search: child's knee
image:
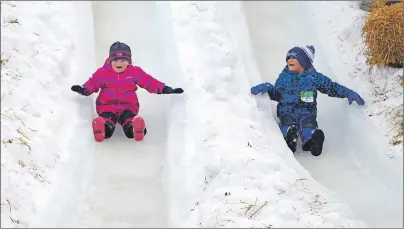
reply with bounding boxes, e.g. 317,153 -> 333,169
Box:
298,114 -> 318,130
118,110 -> 136,126
99,112 -> 118,124
279,113 -> 298,126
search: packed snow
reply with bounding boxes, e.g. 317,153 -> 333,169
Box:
1,1 -> 97,227
1,1 -> 402,228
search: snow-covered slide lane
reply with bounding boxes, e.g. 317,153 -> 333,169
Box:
74,1 -> 173,227
244,1 -> 403,228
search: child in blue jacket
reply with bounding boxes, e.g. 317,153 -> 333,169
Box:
250,45 -> 365,156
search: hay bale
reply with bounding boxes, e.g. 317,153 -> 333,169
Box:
370,0 -> 390,10
360,0 -> 402,12
362,1 -> 403,67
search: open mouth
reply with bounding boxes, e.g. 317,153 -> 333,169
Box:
116,66 -> 122,69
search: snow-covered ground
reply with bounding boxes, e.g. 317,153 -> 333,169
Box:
1,1 -> 97,227
1,1 -> 402,228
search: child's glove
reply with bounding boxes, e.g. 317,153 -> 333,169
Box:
162,86 -> 184,94
250,83 -> 273,95
71,85 -> 87,96
347,91 -> 365,105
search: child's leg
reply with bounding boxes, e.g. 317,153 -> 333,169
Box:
98,112 -> 118,139
118,110 -> 147,140
298,114 -> 324,156
279,113 -> 299,152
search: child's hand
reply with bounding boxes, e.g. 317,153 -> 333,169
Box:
347,91 -> 365,105
251,83 -> 273,95
71,85 -> 87,96
162,86 -> 184,94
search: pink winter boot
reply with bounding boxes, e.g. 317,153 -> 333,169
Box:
132,116 -> 146,141
92,116 -> 106,142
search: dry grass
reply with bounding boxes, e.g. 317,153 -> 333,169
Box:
389,104 -> 403,146
1,52 -> 11,67
362,1 -> 403,67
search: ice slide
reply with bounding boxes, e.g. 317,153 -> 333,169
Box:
75,1 -> 171,227
29,2 -> 179,227
244,1 -> 403,228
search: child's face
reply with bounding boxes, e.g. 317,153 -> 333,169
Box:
287,57 -> 304,73
111,59 -> 129,73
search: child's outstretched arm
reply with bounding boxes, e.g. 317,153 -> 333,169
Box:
133,66 -> 183,94
251,80 -> 281,102
71,69 -> 103,96
315,72 -> 365,105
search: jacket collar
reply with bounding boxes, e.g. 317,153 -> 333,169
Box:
282,65 -> 316,76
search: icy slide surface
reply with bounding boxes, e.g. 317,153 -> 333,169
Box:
75,2 -> 169,227
243,1 -> 403,227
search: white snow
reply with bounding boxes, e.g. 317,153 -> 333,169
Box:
1,1 -> 402,228
1,1 -> 96,227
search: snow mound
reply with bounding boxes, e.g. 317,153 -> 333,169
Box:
1,1 -> 96,227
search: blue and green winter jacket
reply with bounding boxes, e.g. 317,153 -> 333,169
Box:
263,66 -> 354,117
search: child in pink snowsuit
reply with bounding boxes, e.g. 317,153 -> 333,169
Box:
71,41 -> 184,142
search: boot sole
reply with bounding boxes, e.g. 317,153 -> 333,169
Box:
92,116 -> 105,142
310,129 -> 325,156
132,116 -> 146,141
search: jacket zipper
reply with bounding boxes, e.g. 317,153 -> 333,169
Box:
118,73 -> 120,108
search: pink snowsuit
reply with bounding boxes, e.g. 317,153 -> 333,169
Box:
83,58 -> 165,119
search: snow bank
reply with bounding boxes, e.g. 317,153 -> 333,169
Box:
302,1 -> 403,164
163,1 -> 366,227
1,1 -> 96,227
300,0 -> 402,201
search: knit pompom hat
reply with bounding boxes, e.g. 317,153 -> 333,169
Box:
286,45 -> 315,70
